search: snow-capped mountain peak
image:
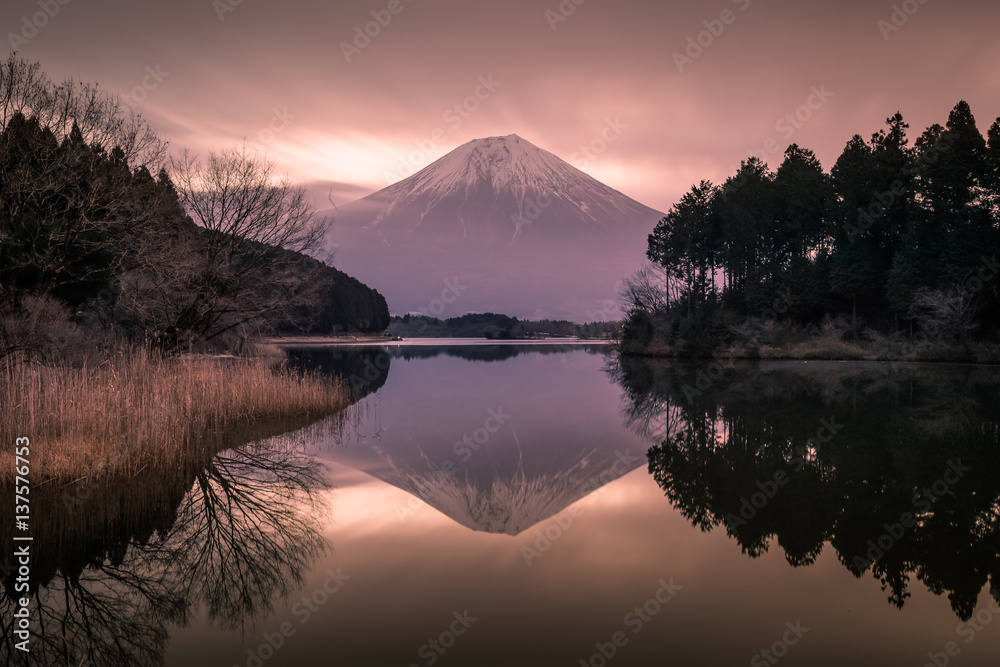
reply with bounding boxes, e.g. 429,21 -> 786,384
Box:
322,133 -> 664,321
341,134 -> 659,241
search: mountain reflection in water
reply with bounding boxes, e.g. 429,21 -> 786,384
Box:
296,343 -> 648,535
5,345 -> 1000,666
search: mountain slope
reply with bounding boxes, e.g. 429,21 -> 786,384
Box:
347,134 -> 659,243
323,134 -> 663,321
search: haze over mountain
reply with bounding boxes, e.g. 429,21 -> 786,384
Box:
321,135 -> 663,322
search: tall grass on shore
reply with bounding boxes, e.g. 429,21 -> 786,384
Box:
1,350 -> 349,481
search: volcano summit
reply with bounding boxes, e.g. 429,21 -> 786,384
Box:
322,134 -> 662,321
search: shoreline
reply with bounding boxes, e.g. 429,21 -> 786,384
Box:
262,334 -> 402,345
0,351 -> 351,483
265,335 -> 613,346
616,339 -> 1000,366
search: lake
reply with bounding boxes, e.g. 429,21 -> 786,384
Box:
3,341 -> 1000,666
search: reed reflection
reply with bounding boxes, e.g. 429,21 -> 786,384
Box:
0,436 -> 330,666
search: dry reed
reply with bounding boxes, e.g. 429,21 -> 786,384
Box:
0,349 -> 349,481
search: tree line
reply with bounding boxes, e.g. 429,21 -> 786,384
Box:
388,312 -> 618,339
0,54 -> 388,361
623,101 -> 1000,355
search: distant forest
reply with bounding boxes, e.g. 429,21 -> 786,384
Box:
622,101 -> 1000,358
0,55 -> 388,362
388,313 -> 618,339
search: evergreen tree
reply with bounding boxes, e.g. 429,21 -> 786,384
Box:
716,157 -> 774,313
647,180 -> 719,313
635,100 -> 1000,352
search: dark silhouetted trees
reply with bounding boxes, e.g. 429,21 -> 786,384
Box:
625,101 -> 1000,354
0,54 -> 389,359
609,357 -> 1000,620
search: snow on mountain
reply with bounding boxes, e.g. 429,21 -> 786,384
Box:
360,444 -> 642,536
353,134 -> 657,243
322,420 -> 647,536
321,134 -> 664,321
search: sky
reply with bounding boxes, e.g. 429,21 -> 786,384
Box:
4,0 -> 1000,214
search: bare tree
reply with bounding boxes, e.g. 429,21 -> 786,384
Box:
0,53 -> 171,291
0,55 -> 336,354
620,263 -> 671,317
0,53 -> 165,169
0,437 -> 331,665
170,144 -> 325,257
907,287 -> 978,342
0,55 -> 181,362
121,145 -> 333,349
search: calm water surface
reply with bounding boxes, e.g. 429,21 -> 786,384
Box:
4,341 -> 1000,666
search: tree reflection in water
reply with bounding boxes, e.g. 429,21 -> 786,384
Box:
609,358 -> 1000,620
0,436 -> 331,666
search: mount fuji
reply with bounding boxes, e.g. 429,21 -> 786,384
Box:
321,134 -> 663,321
